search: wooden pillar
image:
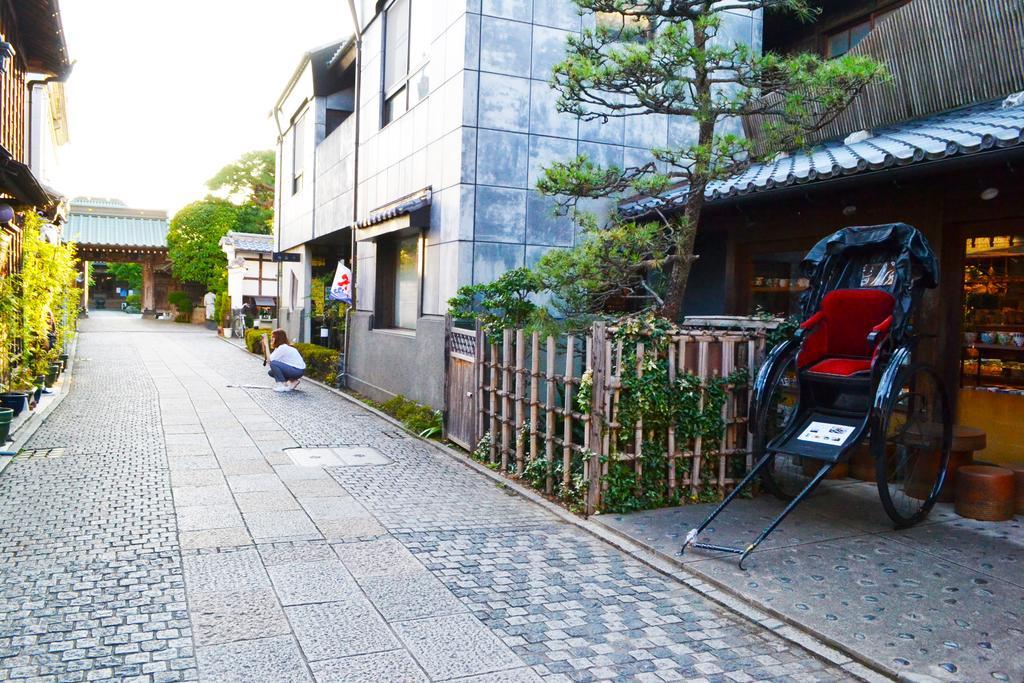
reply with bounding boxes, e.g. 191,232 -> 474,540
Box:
80,260 -> 90,316
141,257 -> 156,314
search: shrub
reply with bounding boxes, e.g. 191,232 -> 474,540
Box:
125,294 -> 140,307
244,328 -> 267,354
292,343 -> 340,385
378,395 -> 442,437
168,291 -> 193,317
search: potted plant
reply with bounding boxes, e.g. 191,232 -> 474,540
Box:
0,390 -> 30,417
45,363 -> 60,387
0,407 -> 12,444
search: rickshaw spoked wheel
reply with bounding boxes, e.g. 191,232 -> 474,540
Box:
754,345 -> 809,501
873,363 -> 952,528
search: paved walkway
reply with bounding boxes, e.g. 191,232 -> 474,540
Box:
598,478 -> 1024,682
1,312 -> 847,682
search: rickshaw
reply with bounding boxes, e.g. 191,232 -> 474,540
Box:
681,223 -> 951,568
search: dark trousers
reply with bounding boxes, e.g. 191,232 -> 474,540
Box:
268,361 -> 304,382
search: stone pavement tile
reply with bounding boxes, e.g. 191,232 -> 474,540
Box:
266,559 -> 360,605
176,504 -> 244,532
166,443 -> 215,457
394,614 -> 524,680
258,541 -> 338,566
171,484 -> 234,508
285,600 -> 400,661
333,537 -> 426,578
243,510 -> 321,542
274,464 -> 331,481
212,445 -> 262,460
170,469 -> 227,488
189,589 -> 290,646
451,667 -> 545,682
219,458 -> 274,476
183,548 -> 271,592
167,455 -> 220,471
234,490 -> 301,513
164,433 -> 211,447
298,496 -> 363,522
315,516 -> 388,542
179,527 -> 253,550
163,424 -> 207,435
309,650 -> 428,683
284,477 -> 347,498
226,473 -> 289,493
359,572 -> 468,622
196,635 -> 310,682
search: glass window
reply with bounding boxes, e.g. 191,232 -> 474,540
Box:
848,20 -> 871,51
384,86 -> 407,124
826,2 -> 906,59
394,234 -> 419,330
595,11 -> 653,42
408,0 -> 432,70
384,0 -> 410,93
291,111 -> 306,194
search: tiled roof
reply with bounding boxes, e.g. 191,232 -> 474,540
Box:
220,231 -> 274,253
621,97 -> 1024,217
358,190 -> 432,228
64,212 -> 168,248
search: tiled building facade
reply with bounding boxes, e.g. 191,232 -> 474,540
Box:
273,0 -> 760,408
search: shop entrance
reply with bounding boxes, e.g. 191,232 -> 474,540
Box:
958,231 -> 1024,464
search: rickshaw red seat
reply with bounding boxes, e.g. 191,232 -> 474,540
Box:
806,357 -> 873,376
798,288 -> 896,376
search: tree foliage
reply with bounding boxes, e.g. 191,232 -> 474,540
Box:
207,150 -> 276,211
107,262 -> 142,290
538,0 -> 886,319
167,198 -> 239,291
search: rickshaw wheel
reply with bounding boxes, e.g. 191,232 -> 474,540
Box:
755,345 -> 808,501
873,363 -> 952,528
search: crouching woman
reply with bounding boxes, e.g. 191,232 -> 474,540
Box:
267,329 -> 305,392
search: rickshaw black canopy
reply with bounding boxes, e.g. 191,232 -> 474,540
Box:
799,223 -> 939,343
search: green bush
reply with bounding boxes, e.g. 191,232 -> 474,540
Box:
125,294 -> 140,307
168,291 -> 193,316
292,343 -> 340,385
244,328 -> 266,354
378,395 -> 442,437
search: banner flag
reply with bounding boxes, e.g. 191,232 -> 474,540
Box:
329,261 -> 352,304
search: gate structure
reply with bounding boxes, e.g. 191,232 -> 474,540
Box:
443,320 -> 482,449
443,318 -> 768,514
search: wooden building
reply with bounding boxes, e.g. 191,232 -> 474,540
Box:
626,0 -> 1024,463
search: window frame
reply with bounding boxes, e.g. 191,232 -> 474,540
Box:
374,230 -> 423,331
380,0 -> 430,128
291,109 -> 307,195
825,1 -> 908,59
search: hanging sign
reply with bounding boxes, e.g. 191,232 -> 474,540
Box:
272,252 -> 301,262
329,261 -> 352,304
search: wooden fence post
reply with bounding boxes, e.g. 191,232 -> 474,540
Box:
529,331 -> 539,463
515,329 -> 526,474
586,322 -> 607,515
501,329 -> 512,473
562,335 -> 575,491
474,327 -> 485,449
545,336 -> 556,494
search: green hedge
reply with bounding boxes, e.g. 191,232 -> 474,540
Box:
243,330 -> 339,385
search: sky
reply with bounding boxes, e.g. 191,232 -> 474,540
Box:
57,0 -> 352,214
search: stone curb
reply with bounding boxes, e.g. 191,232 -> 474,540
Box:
0,333 -> 79,473
218,335 -> 893,682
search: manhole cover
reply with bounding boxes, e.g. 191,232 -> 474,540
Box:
287,447 -> 390,467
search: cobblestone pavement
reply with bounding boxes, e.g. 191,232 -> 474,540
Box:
0,313 -> 850,682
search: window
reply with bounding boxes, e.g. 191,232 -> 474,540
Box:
382,0 -> 430,126
595,11 -> 654,42
826,1 -> 907,58
290,271 -> 299,312
291,110 -> 306,194
375,233 -> 421,330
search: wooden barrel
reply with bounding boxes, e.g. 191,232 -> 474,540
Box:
954,465 -> 1015,521
1007,464 -> 1024,514
802,458 -> 849,479
849,445 -> 874,481
905,425 -> 984,502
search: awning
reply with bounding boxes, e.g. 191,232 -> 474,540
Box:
254,296 -> 277,306
0,145 -> 56,211
356,189 -> 431,241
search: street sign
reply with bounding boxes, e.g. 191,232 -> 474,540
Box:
272,252 -> 301,262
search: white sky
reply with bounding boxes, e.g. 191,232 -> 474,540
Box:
58,0 -> 352,214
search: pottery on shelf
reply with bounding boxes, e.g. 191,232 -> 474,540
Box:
964,331 -> 978,344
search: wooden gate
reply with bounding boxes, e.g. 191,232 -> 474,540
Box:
443,320 -> 481,449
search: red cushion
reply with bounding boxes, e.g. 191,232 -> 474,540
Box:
798,289 -> 895,369
807,357 -> 873,377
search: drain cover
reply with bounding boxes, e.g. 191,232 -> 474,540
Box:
287,447 -> 390,467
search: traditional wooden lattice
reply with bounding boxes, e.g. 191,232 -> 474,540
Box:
466,321 -> 767,513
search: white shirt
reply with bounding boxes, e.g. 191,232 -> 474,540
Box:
269,344 -> 306,369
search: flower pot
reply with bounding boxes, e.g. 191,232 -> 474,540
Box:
33,384 -> 43,403
45,367 -> 59,387
0,392 -> 30,417
0,408 -> 12,444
